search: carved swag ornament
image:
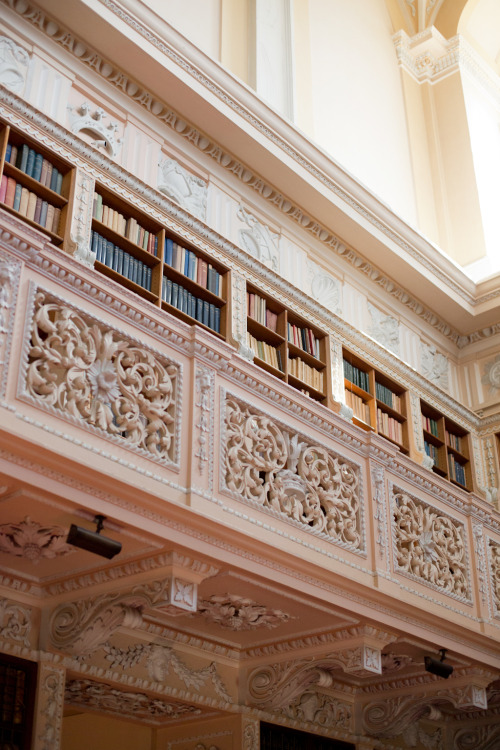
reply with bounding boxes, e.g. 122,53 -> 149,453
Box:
393,489 -> 469,599
223,396 -> 362,547
24,291 -> 179,462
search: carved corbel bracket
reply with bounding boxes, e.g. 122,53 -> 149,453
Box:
329,625 -> 398,677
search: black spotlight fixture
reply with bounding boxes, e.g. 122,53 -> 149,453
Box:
66,514 -> 122,559
424,648 -> 453,679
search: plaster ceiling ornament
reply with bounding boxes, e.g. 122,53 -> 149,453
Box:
237,205 -> 279,272
158,157 -> 207,221
392,489 -> 469,599
367,302 -> 400,356
420,342 -> 449,390
64,678 -> 202,724
287,690 -> 352,731
489,540 -> 500,615
0,516 -> 73,563
482,355 -> 500,395
197,594 -> 292,631
307,261 -> 341,314
363,696 -> 446,739
67,102 -> 123,157
381,652 -> 414,673
223,395 -> 362,548
0,35 -> 29,94
0,598 -> 31,647
23,290 -> 179,464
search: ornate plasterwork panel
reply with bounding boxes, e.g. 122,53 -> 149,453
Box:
482,354 -> 500,395
65,678 -> 202,724
391,486 -> 470,601
307,260 -> 341,314
158,156 -> 207,221
237,205 -> 279,272
420,342 -> 449,390
68,168 -> 95,267
19,287 -> 181,466
0,516 -> 73,563
454,724 -> 500,750
67,102 -> 123,157
0,35 -> 29,94
167,731 -> 231,750
0,597 -> 31,647
197,594 -> 292,630
0,251 -> 20,398
367,302 -> 400,356
194,365 -> 215,482
222,393 -> 364,550
34,663 -> 65,750
488,539 -> 500,617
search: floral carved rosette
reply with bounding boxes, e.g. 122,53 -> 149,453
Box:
223,396 -> 362,548
24,290 -> 179,463
392,489 -> 469,599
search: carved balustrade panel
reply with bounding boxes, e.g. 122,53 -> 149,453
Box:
489,540 -> 500,615
21,288 -> 180,464
223,394 -> 363,549
392,487 -> 469,600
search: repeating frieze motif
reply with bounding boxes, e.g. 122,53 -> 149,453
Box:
392,488 -> 469,599
0,516 -> 73,563
158,156 -> 207,220
65,678 -> 202,723
23,290 -> 179,464
0,598 -> 31,646
197,594 -> 292,630
223,395 -> 362,548
489,540 -> 500,615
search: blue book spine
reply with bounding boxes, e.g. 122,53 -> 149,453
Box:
26,148 -> 36,177
171,283 -> 179,309
17,143 -> 29,172
146,266 -> 152,291
203,300 -> 210,327
106,241 -> 114,268
39,200 -> 48,228
214,307 -> 221,333
32,153 -> 43,182
142,262 -> 148,289
188,251 -> 196,281
153,236 -> 158,257
5,144 -> 11,162
165,238 -> 173,266
165,278 -> 172,305
122,252 -> 130,279
91,230 -> 98,258
196,297 -> 203,322
56,171 -> 63,195
117,247 -> 124,276
209,303 -> 215,331
13,183 -> 22,212
49,167 -> 59,193
131,258 -> 138,284
183,248 -> 189,276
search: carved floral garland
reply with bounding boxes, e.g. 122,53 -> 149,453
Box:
223,395 -> 362,548
23,290 -> 179,463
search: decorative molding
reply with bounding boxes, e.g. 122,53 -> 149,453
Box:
0,35 -> 29,94
68,169 -> 95,267
158,156 -> 207,221
0,597 -> 31,646
194,365 -> 214,477
287,690 -> 352,731
67,101 -> 122,157
0,516 -> 73,563
454,724 -> 500,750
19,285 -> 181,467
482,355 -> 500,395
391,486 -> 470,601
145,645 -> 232,704
65,678 -> 202,724
489,539 -> 500,617
242,717 -> 259,750
420,342 -> 449,391
367,302 -> 400,356
370,463 -> 389,568
307,260 -> 341,314
232,271 -> 254,360
197,594 -> 292,630
237,205 -> 279,272
222,393 -> 364,550
34,663 -> 65,750
167,731 -> 232,750
472,524 -> 489,609
0,251 -> 20,398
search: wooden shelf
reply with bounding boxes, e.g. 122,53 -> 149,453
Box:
421,400 -> 473,491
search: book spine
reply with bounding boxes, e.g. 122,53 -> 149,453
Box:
0,175 -> 7,204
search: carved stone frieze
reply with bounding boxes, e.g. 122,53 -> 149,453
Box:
307,260 -> 341,314
0,597 -> 31,646
33,663 -> 65,750
482,354 -> 500,395
65,678 -> 202,724
197,594 -> 292,630
158,156 -> 207,220
242,717 -> 259,750
69,169 -> 95,267
0,516 -> 73,563
0,35 -> 29,94
0,252 -> 20,398
287,690 -> 352,731
371,463 -> 389,567
21,288 -> 180,465
223,394 -> 363,549
454,724 -> 500,750
392,488 -> 469,599
420,343 -> 449,390
367,302 -> 400,356
489,539 -> 500,616
237,205 -> 279,271
194,365 -> 214,478
67,102 -> 123,156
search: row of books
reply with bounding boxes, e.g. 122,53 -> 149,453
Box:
424,441 -> 439,465
377,408 -> 403,445
343,360 -> 370,393
287,323 -> 320,359
448,454 -> 466,486
165,238 -> 221,296
445,429 -> 463,453
161,277 -> 221,334
1,176 -> 61,234
91,230 -> 152,291
247,332 -> 283,371
345,388 -> 371,425
288,356 -> 324,392
375,381 -> 401,412
5,142 -> 64,194
93,193 -> 158,255
247,292 -> 278,332
422,415 -> 439,437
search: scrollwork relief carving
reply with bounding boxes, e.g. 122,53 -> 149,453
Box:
392,489 -> 469,599
197,594 -> 292,630
489,540 -> 500,616
36,664 -> 65,750
223,395 -> 363,548
0,598 -> 31,646
22,289 -> 180,464
69,169 -> 95,267
242,717 -> 259,750
288,690 -> 352,730
454,724 -> 500,750
237,205 -> 279,271
146,645 -> 232,704
158,157 -> 207,220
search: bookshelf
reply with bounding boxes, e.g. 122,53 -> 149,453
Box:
421,400 -> 473,491
343,350 -> 409,452
92,186 -> 227,338
0,122 -> 74,245
246,285 -> 329,402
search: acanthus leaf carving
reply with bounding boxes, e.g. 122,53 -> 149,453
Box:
197,594 -> 292,631
0,516 -> 73,563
